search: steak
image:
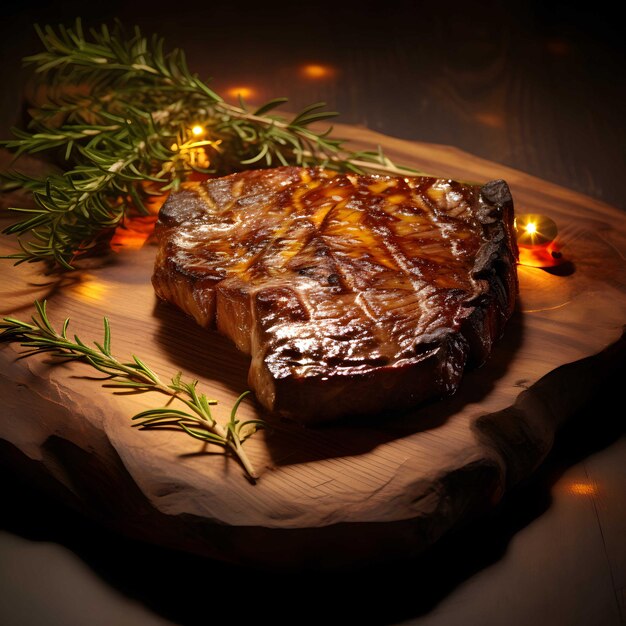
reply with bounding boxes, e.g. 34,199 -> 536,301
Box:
152,167 -> 518,423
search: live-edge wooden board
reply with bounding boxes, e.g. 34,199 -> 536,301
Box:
1,124 -> 626,568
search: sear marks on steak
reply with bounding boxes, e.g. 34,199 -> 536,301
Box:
152,167 -> 518,424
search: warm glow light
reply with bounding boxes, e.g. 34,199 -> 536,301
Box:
474,112 -> 504,129
568,482 -> 597,496
226,86 -> 256,100
515,213 -> 563,268
110,215 -> 159,252
516,213 -> 558,246
301,63 -> 335,79
72,275 -> 108,301
191,125 -> 205,137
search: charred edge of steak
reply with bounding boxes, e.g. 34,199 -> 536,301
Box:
266,179 -> 519,423
461,179 -> 518,365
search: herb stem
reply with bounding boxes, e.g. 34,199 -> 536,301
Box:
0,300 -> 262,480
1,20 -> 421,268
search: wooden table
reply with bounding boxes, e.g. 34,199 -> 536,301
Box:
1,3 -> 625,625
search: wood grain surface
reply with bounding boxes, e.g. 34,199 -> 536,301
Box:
1,125 -> 625,567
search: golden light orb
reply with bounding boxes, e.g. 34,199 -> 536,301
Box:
301,63 -> 335,79
226,86 -> 256,100
515,213 -> 558,247
568,482 -> 597,497
515,213 -> 563,267
191,125 -> 205,137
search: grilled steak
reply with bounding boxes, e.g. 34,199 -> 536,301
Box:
152,167 -> 518,423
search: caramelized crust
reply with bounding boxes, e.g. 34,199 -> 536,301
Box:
152,167 -> 518,423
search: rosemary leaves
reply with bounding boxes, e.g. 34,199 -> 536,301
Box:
0,300 -> 263,480
1,20 -> 416,268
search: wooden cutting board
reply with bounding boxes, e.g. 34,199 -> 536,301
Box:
1,124 -> 625,568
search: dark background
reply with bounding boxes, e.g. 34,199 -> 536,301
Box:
1,2 -> 625,625
2,0 -> 625,211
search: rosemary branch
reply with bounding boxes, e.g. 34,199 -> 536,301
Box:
1,20 -> 419,268
0,300 -> 263,480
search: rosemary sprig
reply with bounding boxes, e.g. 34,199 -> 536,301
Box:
1,20 -> 418,268
0,300 -> 263,480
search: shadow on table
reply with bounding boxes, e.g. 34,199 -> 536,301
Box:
1,358 -> 623,626
152,299 -> 526,466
